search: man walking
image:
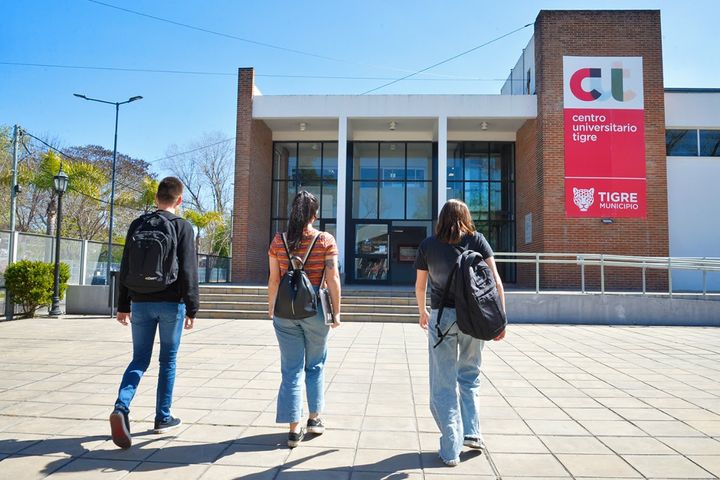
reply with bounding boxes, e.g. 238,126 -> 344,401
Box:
109,177 -> 199,449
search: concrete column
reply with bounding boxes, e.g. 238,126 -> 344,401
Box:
437,115 -> 448,212
336,116 -> 348,279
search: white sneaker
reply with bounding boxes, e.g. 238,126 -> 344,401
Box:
442,456 -> 460,467
463,436 -> 486,449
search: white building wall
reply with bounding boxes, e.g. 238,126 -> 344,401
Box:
667,157 -> 720,291
665,91 -> 720,291
501,36 -> 535,95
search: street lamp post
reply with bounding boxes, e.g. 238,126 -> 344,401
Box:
49,169 -> 69,317
73,93 -> 142,285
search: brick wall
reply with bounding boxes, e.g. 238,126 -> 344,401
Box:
517,10 -> 668,290
232,68 -> 273,283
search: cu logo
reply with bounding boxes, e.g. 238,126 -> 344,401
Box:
570,67 -> 637,102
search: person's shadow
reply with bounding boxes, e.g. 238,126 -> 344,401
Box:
1,430 -> 484,479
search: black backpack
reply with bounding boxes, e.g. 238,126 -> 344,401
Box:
274,232 -> 321,319
434,247 -> 507,347
121,211 -> 179,294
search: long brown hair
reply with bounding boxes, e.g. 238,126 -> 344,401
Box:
436,199 -> 476,244
286,190 -> 319,252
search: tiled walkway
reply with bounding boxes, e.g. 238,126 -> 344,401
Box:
0,316 -> 719,479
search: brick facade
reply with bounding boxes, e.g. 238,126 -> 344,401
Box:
232,68 -> 272,283
515,10 -> 669,290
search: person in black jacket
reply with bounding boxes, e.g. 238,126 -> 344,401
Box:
109,177 -> 199,449
414,199 -> 506,467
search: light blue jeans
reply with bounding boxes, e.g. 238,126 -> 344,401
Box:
273,305 -> 330,424
114,302 -> 185,423
428,307 -> 485,463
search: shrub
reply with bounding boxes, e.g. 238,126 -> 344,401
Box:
4,260 -> 70,318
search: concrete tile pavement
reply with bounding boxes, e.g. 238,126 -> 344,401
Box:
0,316 -> 718,479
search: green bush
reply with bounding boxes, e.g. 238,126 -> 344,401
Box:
4,260 -> 71,318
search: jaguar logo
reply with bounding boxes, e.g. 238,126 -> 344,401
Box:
573,187 -> 594,212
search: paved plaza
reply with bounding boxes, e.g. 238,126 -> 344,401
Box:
0,316 -> 719,479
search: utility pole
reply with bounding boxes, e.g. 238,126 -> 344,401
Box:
5,125 -> 20,319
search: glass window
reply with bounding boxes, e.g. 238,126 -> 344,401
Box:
273,143 -> 296,180
355,224 -> 388,254
321,184 -> 337,218
379,182 -> 405,219
407,143 -> 433,181
322,143 -> 338,179
323,223 -> 336,241
380,143 -> 405,180
465,182 -> 489,220
407,182 -> 432,220
700,130 -> 720,156
298,143 -> 322,183
447,142 -> 463,181
446,181 -> 463,202
354,143 -> 378,180
353,182 -> 378,219
465,155 -> 489,181
666,129 -> 698,156
272,181 -> 294,218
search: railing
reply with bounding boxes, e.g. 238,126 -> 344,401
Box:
494,252 -> 720,296
0,230 -> 231,288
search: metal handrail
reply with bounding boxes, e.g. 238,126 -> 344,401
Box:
493,252 -> 720,296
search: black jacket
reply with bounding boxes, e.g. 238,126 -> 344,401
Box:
118,210 -> 199,317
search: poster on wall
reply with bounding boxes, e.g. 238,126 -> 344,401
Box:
563,56 -> 646,218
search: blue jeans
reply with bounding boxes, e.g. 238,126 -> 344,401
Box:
114,302 -> 185,423
428,307 -> 485,462
273,305 -> 330,424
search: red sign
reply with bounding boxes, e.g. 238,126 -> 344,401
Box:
563,57 -> 646,218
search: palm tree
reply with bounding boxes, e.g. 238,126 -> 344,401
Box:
183,209 -> 224,254
32,151 -> 106,236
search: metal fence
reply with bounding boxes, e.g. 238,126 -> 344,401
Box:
0,230 -> 232,314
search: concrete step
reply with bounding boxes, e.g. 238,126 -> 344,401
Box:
196,309 -> 418,323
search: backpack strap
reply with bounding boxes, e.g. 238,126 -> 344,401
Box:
281,232 -> 321,270
433,246 -> 468,348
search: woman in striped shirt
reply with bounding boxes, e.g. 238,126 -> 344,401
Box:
267,191 -> 341,448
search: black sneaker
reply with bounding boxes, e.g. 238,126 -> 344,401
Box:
463,437 -> 486,450
287,428 -> 305,448
307,417 -> 325,435
154,416 -> 182,434
109,409 -> 131,449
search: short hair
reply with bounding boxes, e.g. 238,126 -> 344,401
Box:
156,176 -> 184,205
436,199 -> 476,244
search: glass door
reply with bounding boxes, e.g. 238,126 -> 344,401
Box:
353,223 -> 390,283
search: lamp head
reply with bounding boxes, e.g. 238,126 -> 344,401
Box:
128,96 -> 143,102
54,169 -> 69,194
73,93 -> 88,100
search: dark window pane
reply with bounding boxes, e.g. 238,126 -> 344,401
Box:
323,143 -> 338,179
270,219 -> 287,237
353,181 -> 378,219
465,182 -> 489,220
447,181 -> 464,202
407,143 -> 433,181
354,143 -> 378,180
407,182 -> 432,219
323,223 -> 336,240
700,130 -> 720,156
272,181 -> 294,218
298,143 -> 322,183
490,182 -> 503,217
666,129 -> 698,156
355,224 -> 388,254
321,184 -> 337,218
355,257 -> 388,280
465,155 -> 489,181
464,142 -> 488,155
380,143 -> 405,180
380,182 -> 405,219
447,142 -> 463,181
273,143 -> 296,180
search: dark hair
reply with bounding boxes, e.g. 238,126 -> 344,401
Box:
286,190 -> 319,252
156,176 -> 184,205
436,199 -> 475,244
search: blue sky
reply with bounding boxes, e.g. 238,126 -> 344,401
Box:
1,0 -> 718,175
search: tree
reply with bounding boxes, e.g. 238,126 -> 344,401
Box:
183,209 -> 224,253
30,151 -> 107,236
164,132 -> 233,214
